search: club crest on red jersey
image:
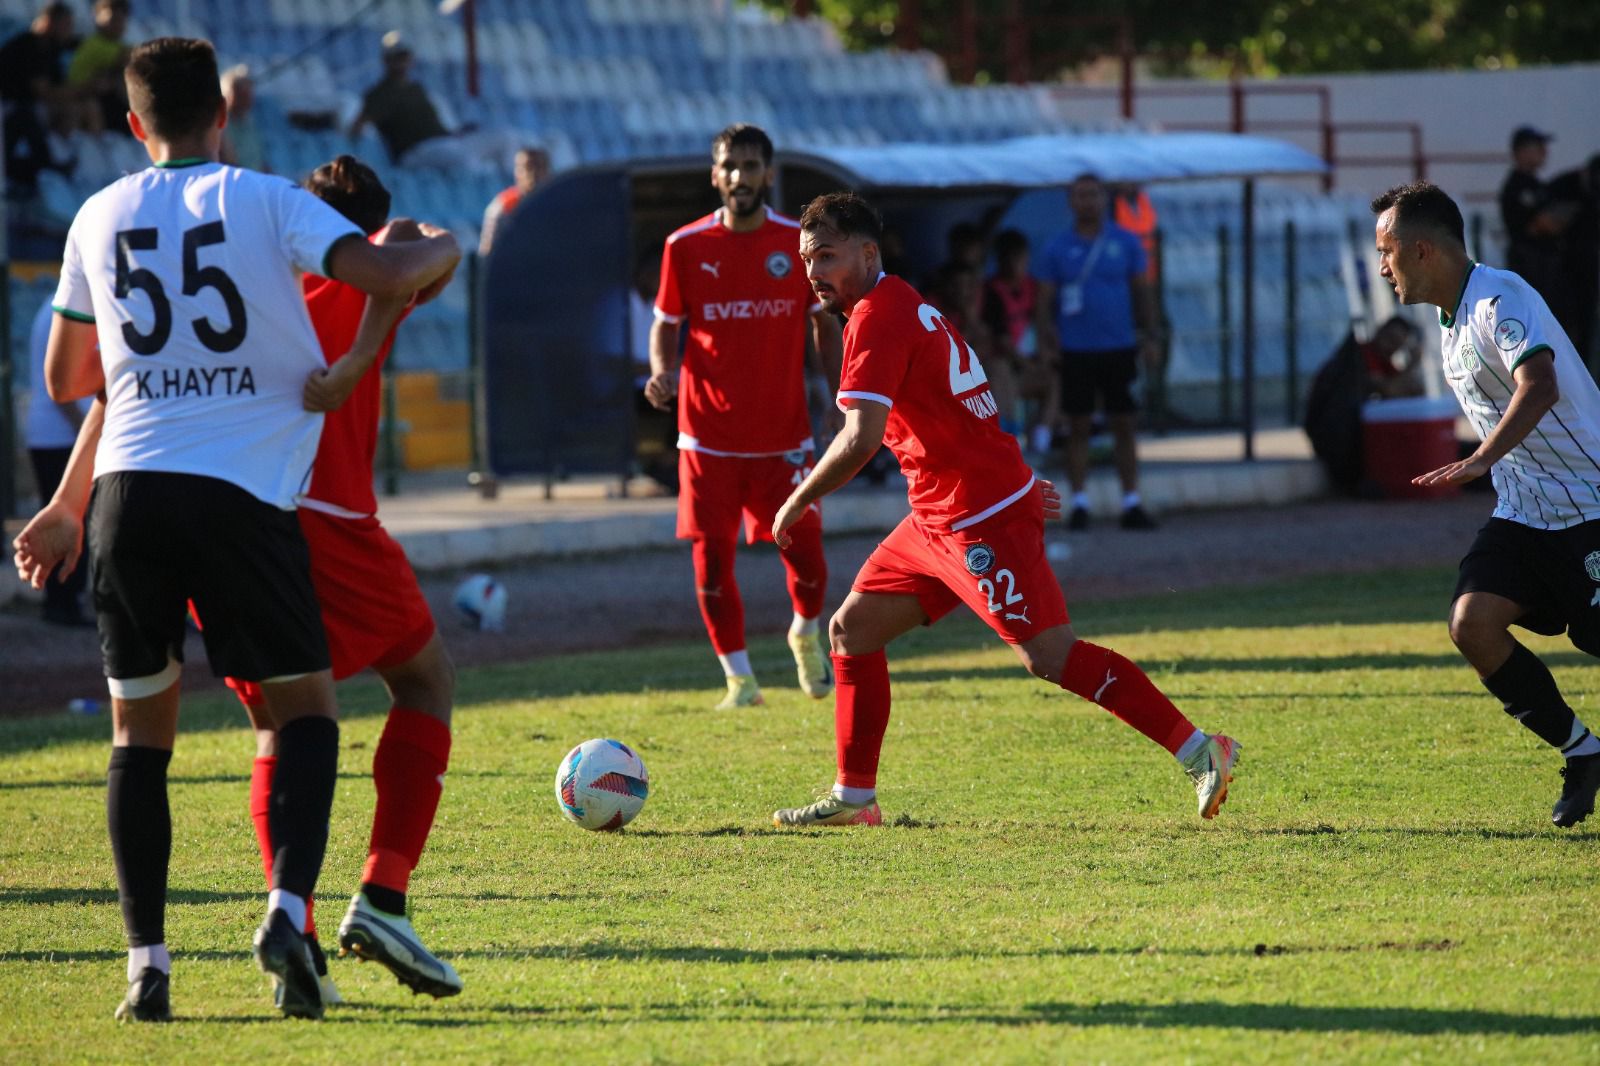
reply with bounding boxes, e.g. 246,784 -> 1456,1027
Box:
765,251 -> 792,279
964,543 -> 996,576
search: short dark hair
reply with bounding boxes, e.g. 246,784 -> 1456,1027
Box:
711,123 -> 773,165
799,191 -> 883,243
947,221 -> 981,251
994,228 -> 1028,258
125,37 -> 223,142
305,155 -> 391,236
1370,180 -> 1465,247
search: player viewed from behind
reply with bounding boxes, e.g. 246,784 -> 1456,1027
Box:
22,37 -> 459,1022
647,123 -> 844,709
1374,180 -> 1600,827
769,192 -> 1239,827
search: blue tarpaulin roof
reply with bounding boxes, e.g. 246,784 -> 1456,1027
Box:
795,131 -> 1328,189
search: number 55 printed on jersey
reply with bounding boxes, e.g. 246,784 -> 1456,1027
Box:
115,221 -> 248,355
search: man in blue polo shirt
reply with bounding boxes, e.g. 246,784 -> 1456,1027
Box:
1036,173 -> 1161,530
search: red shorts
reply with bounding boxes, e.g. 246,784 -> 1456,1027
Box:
852,490 -> 1068,645
228,508 -> 436,706
677,448 -> 819,544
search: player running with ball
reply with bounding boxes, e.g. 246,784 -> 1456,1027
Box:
769,192 -> 1240,827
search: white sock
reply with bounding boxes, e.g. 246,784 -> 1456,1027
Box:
1174,729 -> 1209,765
790,614 -> 819,638
1564,718 -> 1600,757
1071,491 -> 1091,510
128,943 -> 170,981
832,783 -> 876,805
267,889 -> 308,933
717,650 -> 753,678
1122,490 -> 1142,509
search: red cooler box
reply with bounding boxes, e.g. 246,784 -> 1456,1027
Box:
1362,397 -> 1462,499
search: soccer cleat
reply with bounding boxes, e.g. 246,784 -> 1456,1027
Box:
714,674 -> 765,710
1184,734 -> 1240,820
274,932 -> 343,1009
254,909 -> 324,1020
772,792 -> 883,827
338,893 -> 463,999
1068,506 -> 1090,531
1120,505 -> 1158,530
1552,752 -> 1600,828
114,967 -> 172,1023
788,632 -> 834,699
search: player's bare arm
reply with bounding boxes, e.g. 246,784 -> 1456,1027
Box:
773,400 -> 889,547
13,396 -> 103,589
326,224 -> 460,300
1413,350 -> 1558,486
810,307 -> 846,432
1133,278 -> 1162,369
44,315 -> 104,403
304,219 -> 433,413
645,317 -> 681,409
1034,278 -> 1059,355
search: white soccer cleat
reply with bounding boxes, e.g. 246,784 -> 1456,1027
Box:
773,792 -> 883,827
337,893 -> 463,998
714,674 -> 765,710
1184,734 -> 1240,820
788,632 -> 834,699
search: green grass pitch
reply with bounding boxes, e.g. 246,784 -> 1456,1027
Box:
2,567 -> 1597,1063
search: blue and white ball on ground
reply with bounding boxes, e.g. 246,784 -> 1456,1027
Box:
555,738 -> 650,831
452,573 -> 507,631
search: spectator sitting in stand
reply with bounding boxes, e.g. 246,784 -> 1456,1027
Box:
982,228 -> 1057,457
65,0 -> 130,135
218,64 -> 269,172
479,145 -> 549,257
1360,314 -> 1425,399
348,31 -> 521,174
0,2 -> 78,196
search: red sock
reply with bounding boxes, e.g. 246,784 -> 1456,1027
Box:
363,707 -> 452,895
251,754 -> 316,935
1060,640 -> 1196,754
692,536 -> 746,655
778,513 -> 827,620
835,650 -> 892,789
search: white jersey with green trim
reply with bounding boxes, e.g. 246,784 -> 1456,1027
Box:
52,160 -> 362,509
1439,261 -> 1600,530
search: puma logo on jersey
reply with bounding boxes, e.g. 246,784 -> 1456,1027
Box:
1092,669 -> 1117,703
1590,588 -> 1600,609
1004,607 -> 1030,624
702,298 -> 799,322
700,262 -> 721,278
135,365 -> 256,400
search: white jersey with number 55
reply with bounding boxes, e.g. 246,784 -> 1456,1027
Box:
52,159 -> 362,509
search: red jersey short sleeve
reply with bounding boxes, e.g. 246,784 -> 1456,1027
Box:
841,275 -> 1034,532
300,269 -> 410,516
654,207 -> 819,455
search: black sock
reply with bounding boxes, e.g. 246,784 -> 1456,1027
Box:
268,716 -> 339,901
360,882 -> 406,916
107,746 -> 172,948
1481,641 -> 1578,749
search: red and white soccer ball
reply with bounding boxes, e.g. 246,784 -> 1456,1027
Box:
452,573 -> 507,631
555,738 -> 650,831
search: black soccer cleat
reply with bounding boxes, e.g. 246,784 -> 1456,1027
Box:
114,967 -> 172,1023
253,909 -> 324,1020
1552,752 -> 1600,828
1068,506 -> 1090,531
1120,505 -> 1159,530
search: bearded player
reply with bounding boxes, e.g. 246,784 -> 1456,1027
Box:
647,123 -> 844,709
16,155 -> 462,1004
768,192 -> 1241,827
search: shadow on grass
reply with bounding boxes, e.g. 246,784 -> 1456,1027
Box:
0,886 -> 258,906
0,771 -> 385,792
1242,825 -> 1599,843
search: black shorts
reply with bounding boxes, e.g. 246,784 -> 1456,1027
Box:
88,471 -> 329,684
1453,516 -> 1600,651
1060,347 -> 1137,416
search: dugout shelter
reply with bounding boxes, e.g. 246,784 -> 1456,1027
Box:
479,131 -> 1326,486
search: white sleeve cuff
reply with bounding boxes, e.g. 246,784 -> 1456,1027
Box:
653,306 -> 682,324
837,390 -> 893,413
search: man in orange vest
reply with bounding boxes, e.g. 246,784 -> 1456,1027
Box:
1113,182 -> 1159,284
479,145 -> 549,257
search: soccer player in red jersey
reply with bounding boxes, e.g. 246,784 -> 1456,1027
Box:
769,192 -> 1241,826
647,124 -> 844,709
15,156 -> 462,1002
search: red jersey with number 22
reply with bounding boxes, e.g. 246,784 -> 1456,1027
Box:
299,262 -> 410,517
839,275 -> 1034,532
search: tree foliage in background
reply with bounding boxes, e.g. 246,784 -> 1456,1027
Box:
757,0 -> 1600,79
